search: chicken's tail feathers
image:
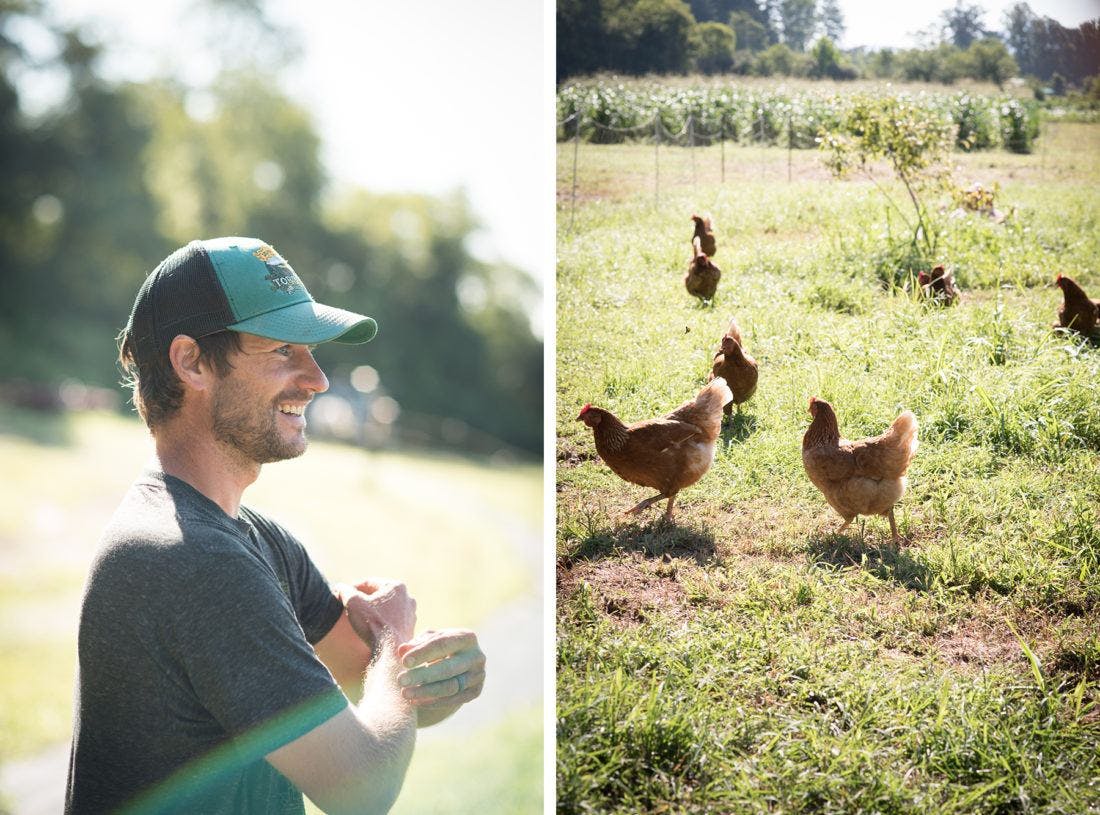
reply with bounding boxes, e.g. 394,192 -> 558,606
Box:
889,410 -> 919,456
724,317 -> 742,344
699,376 -> 734,408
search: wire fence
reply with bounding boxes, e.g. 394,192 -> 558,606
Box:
558,109 -> 803,230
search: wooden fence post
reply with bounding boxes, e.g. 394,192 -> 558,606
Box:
788,111 -> 793,183
569,110 -> 581,232
720,117 -> 726,185
689,114 -> 696,187
654,114 -> 660,209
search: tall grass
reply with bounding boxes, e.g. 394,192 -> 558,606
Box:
556,118 -> 1100,813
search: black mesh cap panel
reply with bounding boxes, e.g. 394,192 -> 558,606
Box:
126,241 -> 236,356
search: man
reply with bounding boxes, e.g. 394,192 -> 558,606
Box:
66,237 -> 486,814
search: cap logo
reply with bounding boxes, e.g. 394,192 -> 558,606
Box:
253,244 -> 303,295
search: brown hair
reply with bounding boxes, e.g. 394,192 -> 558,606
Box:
118,329 -> 242,429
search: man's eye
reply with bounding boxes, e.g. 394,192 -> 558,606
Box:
274,346 -> 293,357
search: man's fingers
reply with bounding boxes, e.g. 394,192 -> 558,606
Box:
335,579 -> 398,605
337,580 -> 416,645
400,629 -> 478,668
334,582 -> 356,605
397,646 -> 485,690
401,668 -> 486,705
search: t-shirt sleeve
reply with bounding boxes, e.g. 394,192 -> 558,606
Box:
242,509 -> 344,644
162,536 -> 347,751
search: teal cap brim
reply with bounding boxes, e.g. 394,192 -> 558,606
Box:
227,300 -> 378,344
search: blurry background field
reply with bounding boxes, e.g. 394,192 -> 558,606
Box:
0,0 -> 545,812
0,405 -> 542,814
555,96 -> 1100,812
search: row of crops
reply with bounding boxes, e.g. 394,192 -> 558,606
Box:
557,81 -> 1041,153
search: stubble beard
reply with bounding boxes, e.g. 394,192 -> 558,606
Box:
211,377 -> 307,465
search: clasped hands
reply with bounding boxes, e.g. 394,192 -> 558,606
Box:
335,580 -> 485,714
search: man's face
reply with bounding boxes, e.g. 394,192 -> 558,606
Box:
210,333 -> 329,465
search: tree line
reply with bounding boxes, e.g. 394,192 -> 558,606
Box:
0,1 -> 542,455
557,0 -> 1100,91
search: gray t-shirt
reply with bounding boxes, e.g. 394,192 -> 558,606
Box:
66,470 -> 348,814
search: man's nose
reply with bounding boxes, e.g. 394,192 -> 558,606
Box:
299,349 -> 329,394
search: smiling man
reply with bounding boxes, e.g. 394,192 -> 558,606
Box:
66,238 -> 486,814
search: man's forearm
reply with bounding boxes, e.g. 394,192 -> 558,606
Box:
348,645 -> 417,809
265,643 -> 417,815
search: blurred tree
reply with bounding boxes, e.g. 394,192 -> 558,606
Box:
689,0 -> 769,27
996,7 -> 1097,85
557,0 -> 608,81
966,38 -> 1017,88
1003,2 -> 1037,74
693,21 -> 736,73
759,0 -> 782,44
897,43 -> 966,83
940,1 -> 990,49
729,10 -> 770,51
0,2 -> 543,454
808,36 -> 854,79
816,0 -> 844,44
322,190 -> 542,453
0,17 -> 164,388
754,42 -> 807,75
604,0 -> 696,74
778,0 -> 815,50
867,48 -> 897,78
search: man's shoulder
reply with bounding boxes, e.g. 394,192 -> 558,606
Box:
95,475 -> 249,572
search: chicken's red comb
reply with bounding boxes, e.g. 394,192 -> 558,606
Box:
579,403 -> 592,415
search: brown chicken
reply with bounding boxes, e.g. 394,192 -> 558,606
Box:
917,265 -> 959,305
577,377 -> 733,520
691,214 -> 717,257
707,318 -> 757,416
686,237 -> 721,303
802,397 -> 919,544
1054,274 -> 1099,335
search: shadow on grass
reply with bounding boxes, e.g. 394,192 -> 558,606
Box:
806,532 -> 937,593
0,404 -> 75,447
566,518 -> 719,566
721,412 -> 757,444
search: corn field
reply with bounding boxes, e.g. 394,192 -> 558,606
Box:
557,80 -> 1041,153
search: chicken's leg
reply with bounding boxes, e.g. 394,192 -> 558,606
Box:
836,519 -> 852,535
625,493 -> 668,516
662,494 -> 678,521
887,508 -> 900,545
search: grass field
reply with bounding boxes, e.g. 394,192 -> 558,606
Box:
556,118 -> 1100,814
0,405 -> 542,813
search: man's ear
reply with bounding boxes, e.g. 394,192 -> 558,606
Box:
168,335 -> 214,392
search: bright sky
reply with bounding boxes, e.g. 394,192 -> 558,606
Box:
30,0 -> 552,297
839,0 -> 1100,49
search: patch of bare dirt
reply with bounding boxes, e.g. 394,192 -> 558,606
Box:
933,615 -> 1027,669
556,437 -> 595,467
925,603 -> 1100,681
557,552 -> 702,627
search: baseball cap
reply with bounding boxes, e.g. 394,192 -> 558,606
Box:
125,237 -> 377,354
